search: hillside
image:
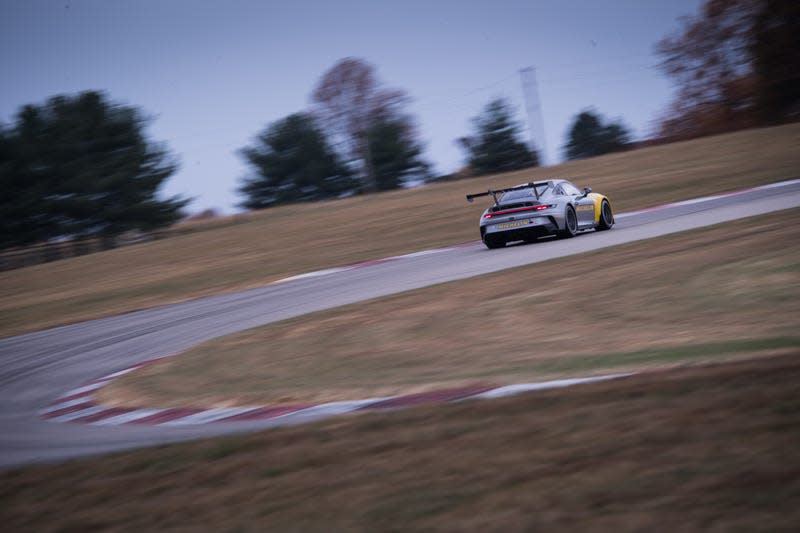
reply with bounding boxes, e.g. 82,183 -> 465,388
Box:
1,123 -> 798,337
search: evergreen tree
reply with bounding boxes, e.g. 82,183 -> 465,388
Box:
0,91 -> 186,249
238,113 -> 356,209
367,116 -> 430,191
564,110 -> 631,160
0,125 -> 55,247
462,98 -> 538,175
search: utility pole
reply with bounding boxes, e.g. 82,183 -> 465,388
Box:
520,66 -> 548,166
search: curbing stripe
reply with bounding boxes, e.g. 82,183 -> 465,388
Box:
50,389 -> 97,404
40,373 -> 632,427
158,407 -> 264,426
285,398 -> 394,420
127,408 -> 206,425
41,401 -> 96,419
472,374 -> 633,399
98,367 -> 141,380
73,407 -> 139,424
213,405 -> 310,423
40,397 -> 95,414
62,382 -> 107,396
93,409 -> 167,426
49,406 -> 108,423
359,386 -> 495,410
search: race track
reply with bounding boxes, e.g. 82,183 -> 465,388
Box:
1,180 -> 799,468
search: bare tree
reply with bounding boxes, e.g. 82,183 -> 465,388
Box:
311,58 -> 413,192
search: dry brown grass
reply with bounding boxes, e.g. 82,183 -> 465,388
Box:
3,355 -> 800,531
99,208 -> 800,409
2,123 -> 799,338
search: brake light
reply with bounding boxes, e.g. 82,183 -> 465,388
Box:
483,204 -> 552,219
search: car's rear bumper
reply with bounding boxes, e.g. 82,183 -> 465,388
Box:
481,216 -> 559,241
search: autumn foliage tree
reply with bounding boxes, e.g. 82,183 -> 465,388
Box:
655,0 -> 799,140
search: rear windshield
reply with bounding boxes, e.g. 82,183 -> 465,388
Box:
501,183 -> 549,201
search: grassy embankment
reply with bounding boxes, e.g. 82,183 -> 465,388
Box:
2,123 -> 799,337
3,355 -> 799,531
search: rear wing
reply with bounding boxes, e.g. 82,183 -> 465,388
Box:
466,181 -> 550,205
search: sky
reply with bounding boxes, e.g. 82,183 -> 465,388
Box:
1,0 -> 703,214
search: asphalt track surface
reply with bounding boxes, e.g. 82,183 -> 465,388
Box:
1,180 -> 799,469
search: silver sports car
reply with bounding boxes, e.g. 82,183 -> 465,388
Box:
466,179 -> 614,249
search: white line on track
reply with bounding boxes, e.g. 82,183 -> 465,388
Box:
273,266 -> 355,283
386,248 -> 450,260
98,367 -> 141,380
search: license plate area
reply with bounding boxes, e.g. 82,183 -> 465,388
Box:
496,219 -> 531,230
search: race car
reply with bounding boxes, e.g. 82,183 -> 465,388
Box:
466,179 -> 614,249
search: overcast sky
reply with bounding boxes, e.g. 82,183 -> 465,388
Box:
1,0 -> 702,213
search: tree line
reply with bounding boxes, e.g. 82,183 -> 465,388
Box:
239,58 -> 542,210
2,0 -> 796,250
0,92 -> 187,249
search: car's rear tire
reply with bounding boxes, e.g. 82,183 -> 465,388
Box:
559,205 -> 577,238
484,235 -> 505,249
596,200 -> 614,231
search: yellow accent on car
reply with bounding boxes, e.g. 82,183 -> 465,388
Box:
587,193 -> 611,224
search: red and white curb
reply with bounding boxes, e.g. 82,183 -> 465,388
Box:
270,179 -> 800,284
40,359 -> 631,426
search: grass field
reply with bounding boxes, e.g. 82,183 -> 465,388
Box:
1,123 -> 799,338
3,355 -> 799,531
3,124 -> 799,530
99,208 -> 800,408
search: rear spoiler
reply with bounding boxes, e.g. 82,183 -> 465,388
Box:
466,181 -> 549,205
